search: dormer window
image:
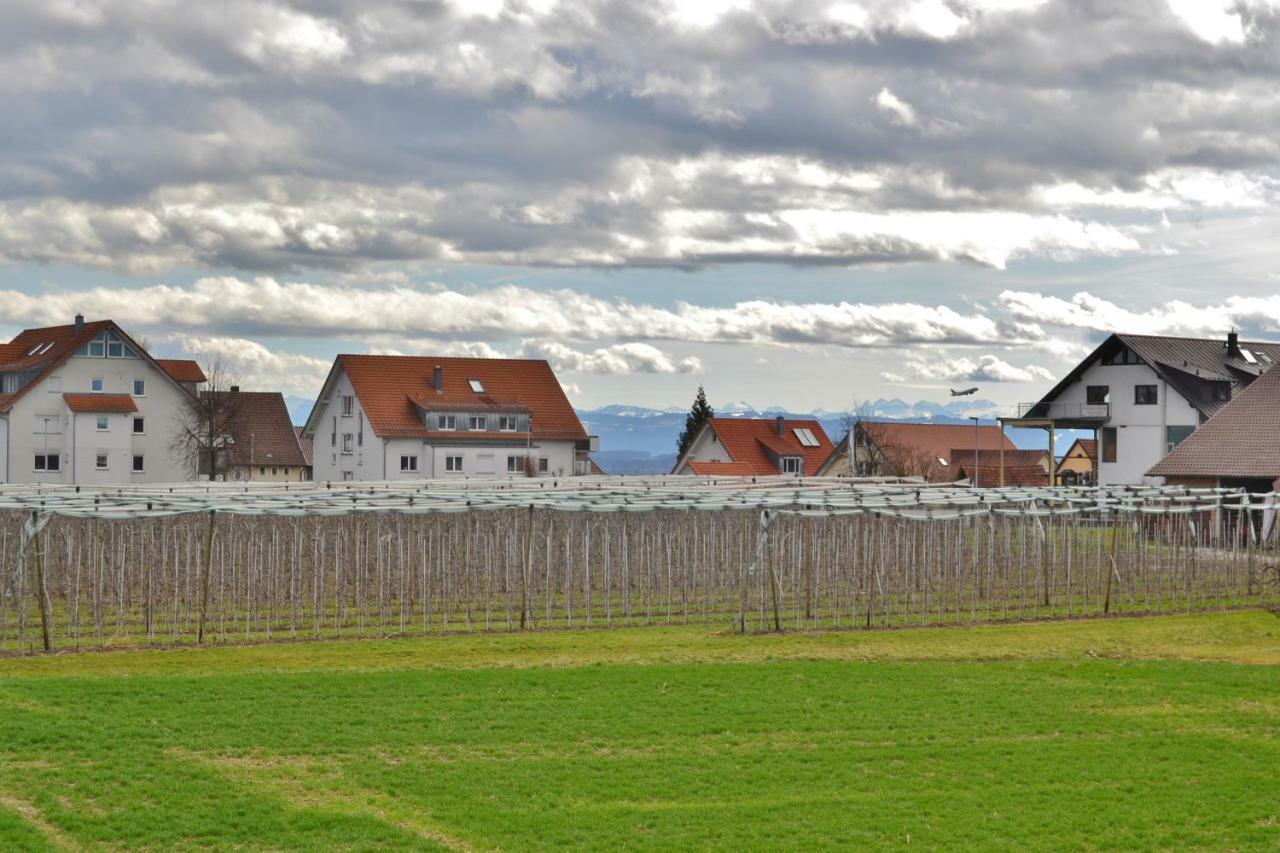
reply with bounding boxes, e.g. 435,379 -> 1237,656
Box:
781,457 -> 802,475
469,415 -> 487,431
498,415 -> 517,432
436,414 -> 456,431
468,379 -> 485,393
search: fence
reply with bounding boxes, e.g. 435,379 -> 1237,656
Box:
2,478 -> 1278,652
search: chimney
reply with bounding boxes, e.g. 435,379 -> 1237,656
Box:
1227,330 -> 1242,359
775,415 -> 785,437
74,313 -> 84,335
433,365 -> 443,391
230,385 -> 240,394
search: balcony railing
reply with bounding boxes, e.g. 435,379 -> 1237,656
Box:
1013,402 -> 1110,421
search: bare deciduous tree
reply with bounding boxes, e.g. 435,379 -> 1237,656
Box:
841,401 -> 943,480
171,358 -> 244,481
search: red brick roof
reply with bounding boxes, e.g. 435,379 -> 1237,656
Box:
947,448 -> 1048,468
155,359 -> 207,383
63,393 -> 138,413
686,461 -> 759,476
1147,365 -> 1280,481
696,417 -> 833,476
294,427 -> 314,466
203,391 -> 308,468
336,355 -> 587,442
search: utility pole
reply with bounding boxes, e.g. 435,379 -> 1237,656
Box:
970,416 -> 980,487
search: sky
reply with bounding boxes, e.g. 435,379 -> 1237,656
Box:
1,0 -> 1279,412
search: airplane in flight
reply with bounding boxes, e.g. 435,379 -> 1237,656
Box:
950,387 -> 979,396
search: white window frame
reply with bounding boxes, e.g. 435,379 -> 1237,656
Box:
132,454 -> 145,473
91,377 -> 104,393
507,455 -> 523,473
781,456 -> 803,475
538,457 -> 549,473
96,415 -> 109,431
34,453 -> 61,473
437,414 -> 456,431
95,453 -> 109,470
499,415 -> 517,432
341,433 -> 353,454
469,416 -> 487,431
341,395 -> 354,416
400,455 -> 418,472
132,379 -> 146,397
133,417 -> 145,434
445,455 -> 463,472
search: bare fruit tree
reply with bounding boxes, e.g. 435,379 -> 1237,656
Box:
842,401 -> 942,480
171,358 -> 244,481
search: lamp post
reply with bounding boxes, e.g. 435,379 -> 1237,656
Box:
970,416 -> 980,488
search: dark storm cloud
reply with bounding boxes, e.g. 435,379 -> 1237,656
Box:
0,0 -> 1276,271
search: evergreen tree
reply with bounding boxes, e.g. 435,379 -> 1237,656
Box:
677,385 -> 715,457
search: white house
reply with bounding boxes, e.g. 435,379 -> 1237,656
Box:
302,354 -> 598,481
1003,332 -> 1280,486
0,316 -> 206,484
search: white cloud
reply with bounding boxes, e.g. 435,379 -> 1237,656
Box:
167,334 -> 333,397
1165,0 -> 1245,44
886,351 -> 1056,383
873,87 -> 918,127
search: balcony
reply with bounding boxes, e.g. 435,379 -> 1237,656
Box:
1006,401 -> 1110,426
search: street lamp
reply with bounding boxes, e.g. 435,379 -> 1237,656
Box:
969,416 -> 980,488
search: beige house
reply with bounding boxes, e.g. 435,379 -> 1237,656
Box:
1054,439 -> 1097,486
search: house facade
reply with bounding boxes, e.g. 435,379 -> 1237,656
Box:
303,355 -> 597,481
1004,333 -> 1280,486
0,316 -> 205,484
204,390 -> 309,482
672,417 -> 833,476
1054,439 -> 1097,486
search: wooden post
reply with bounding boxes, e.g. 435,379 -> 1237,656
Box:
764,511 -> 782,632
737,514 -> 749,634
1103,506 -> 1120,614
1046,421 -> 1056,488
32,511 -> 53,653
197,510 -> 216,644
520,504 -> 533,630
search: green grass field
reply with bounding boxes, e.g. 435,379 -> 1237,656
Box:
2,612 -> 1279,850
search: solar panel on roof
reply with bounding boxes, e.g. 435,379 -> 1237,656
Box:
793,427 -> 818,447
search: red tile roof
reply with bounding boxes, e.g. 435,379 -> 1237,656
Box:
947,448 -> 1048,468
1147,365 -> 1280,481
294,427 -> 314,467
695,417 -> 834,476
686,461 -> 759,476
336,355 -> 587,442
63,393 -> 138,413
863,422 -> 1015,464
155,359 -> 207,383
204,391 -> 308,468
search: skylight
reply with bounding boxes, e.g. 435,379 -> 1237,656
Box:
792,427 -> 819,447
1241,348 -> 1258,364
468,379 -> 485,393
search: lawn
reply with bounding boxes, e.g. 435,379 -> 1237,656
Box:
1,612 -> 1278,850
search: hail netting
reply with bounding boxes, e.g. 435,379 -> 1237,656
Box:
1,479 -> 1278,651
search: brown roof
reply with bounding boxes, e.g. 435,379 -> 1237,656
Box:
1147,365 -> 1280,480
155,359 -> 207,383
63,393 -> 139,413
947,448 -> 1047,468
688,417 -> 833,476
863,421 -> 1015,462
204,391 -> 308,467
294,427 -> 314,466
955,463 -> 1049,488
331,355 -> 587,442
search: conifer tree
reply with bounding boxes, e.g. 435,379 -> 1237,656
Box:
677,385 -> 715,457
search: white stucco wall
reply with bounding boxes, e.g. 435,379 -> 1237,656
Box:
4,352 -> 192,484
1051,361 -> 1200,486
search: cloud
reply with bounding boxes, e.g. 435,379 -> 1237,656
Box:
519,340 -> 703,375
166,334 -> 333,397
885,351 -> 1056,383
0,0 -> 1275,273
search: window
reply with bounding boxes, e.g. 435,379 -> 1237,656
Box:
1102,347 -> 1142,366
271,467 -> 278,476
331,416 -> 337,446
107,338 -> 124,358
87,338 -> 105,357
341,395 -> 354,415
91,377 -> 104,393
357,413 -> 364,447
468,379 -> 485,393
508,455 -> 524,473
445,455 -> 463,472
95,454 -> 109,470
1166,425 -> 1195,453
259,466 -> 266,476
132,379 -> 146,396
1241,348 -> 1258,365
96,415 -> 109,431
342,433 -> 353,453
499,415 -> 518,432
132,417 -> 145,434
342,471 -> 354,482
34,453 -> 60,472
1101,427 -> 1117,464
401,455 -> 418,472
469,416 -> 487,431
538,457 -> 549,473
1212,383 -> 1230,402
781,457 -> 803,474
1134,384 -> 1157,405
132,455 -> 144,473
437,414 -> 456,431
1085,385 -> 1109,405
